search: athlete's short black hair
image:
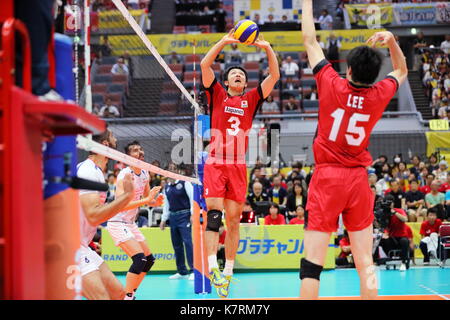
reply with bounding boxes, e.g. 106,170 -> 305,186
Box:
92,125 -> 110,144
124,140 -> 141,155
346,45 -> 384,85
223,66 -> 248,83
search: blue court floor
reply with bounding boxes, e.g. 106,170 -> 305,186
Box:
117,266 -> 450,300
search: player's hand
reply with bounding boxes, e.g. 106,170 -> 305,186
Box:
148,193 -> 164,207
220,29 -> 240,45
160,220 -> 166,230
122,174 -> 135,198
251,34 -> 270,49
147,186 -> 161,202
366,31 -> 395,48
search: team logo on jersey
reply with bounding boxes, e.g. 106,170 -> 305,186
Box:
225,106 -> 244,116
241,100 -> 248,108
176,183 -> 183,190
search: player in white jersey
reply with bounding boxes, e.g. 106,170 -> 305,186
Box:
77,129 -> 137,300
107,140 -> 164,300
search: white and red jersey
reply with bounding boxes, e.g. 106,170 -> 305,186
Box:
77,158 -> 107,247
204,78 -> 264,163
108,167 -> 149,223
312,60 -> 398,167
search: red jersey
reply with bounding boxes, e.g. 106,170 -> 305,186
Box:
313,60 -> 398,167
339,237 -> 351,258
420,185 -> 431,194
405,224 -> 413,240
420,219 -> 442,236
289,217 -> 304,225
264,214 -> 286,225
205,79 -> 264,163
387,208 -> 409,238
439,183 -> 450,193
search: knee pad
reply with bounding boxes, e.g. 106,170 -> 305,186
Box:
143,254 -> 155,272
129,253 -> 147,275
299,258 -> 323,281
206,210 -> 222,232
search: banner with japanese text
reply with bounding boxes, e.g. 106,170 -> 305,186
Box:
101,225 -> 336,272
107,29 -> 384,56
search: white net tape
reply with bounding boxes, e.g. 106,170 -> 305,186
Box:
77,135 -> 201,185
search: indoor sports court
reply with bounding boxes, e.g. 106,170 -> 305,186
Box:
1,0 -> 450,302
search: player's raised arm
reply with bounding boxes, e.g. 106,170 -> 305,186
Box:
302,0 -> 326,70
367,31 -> 408,86
254,36 -> 280,99
200,30 -> 240,88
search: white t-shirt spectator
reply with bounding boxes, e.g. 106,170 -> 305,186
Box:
111,63 -> 129,75
440,39 -> 450,54
444,78 -> 450,91
282,61 -> 299,77
318,14 -> 333,30
261,100 -> 279,113
100,105 -> 120,117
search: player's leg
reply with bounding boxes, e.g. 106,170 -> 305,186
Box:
343,167 -> 378,299
203,163 -> 227,276
299,230 -> 331,299
119,238 -> 147,299
223,199 -> 244,276
300,165 -> 345,299
170,219 -> 189,276
82,271 -> 111,300
348,225 -> 378,300
407,209 -> 417,222
80,246 -> 113,300
98,262 -> 126,300
134,239 -> 154,292
177,211 -> 194,274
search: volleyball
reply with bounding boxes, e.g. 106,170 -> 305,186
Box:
233,19 -> 259,45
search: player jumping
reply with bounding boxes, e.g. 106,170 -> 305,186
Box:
299,0 -> 408,299
106,140 -> 163,300
200,30 -> 280,298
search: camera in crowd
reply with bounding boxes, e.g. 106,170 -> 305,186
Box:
374,195 -> 395,230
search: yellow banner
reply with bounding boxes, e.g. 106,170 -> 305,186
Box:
425,131 -> 450,158
408,222 -> 424,259
108,29 -> 385,56
98,9 -> 145,30
102,225 -> 335,272
429,119 -> 450,131
346,4 -> 393,27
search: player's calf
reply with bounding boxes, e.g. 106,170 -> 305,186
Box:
143,254 -> 155,273
129,253 -> 147,274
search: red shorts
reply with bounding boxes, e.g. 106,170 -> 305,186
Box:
203,162 -> 247,203
306,165 -> 374,233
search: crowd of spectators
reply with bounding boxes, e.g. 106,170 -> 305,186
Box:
175,1 -> 227,32
90,0 -> 151,11
419,35 -> 450,120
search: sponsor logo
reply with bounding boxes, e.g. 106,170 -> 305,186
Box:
225,106 -> 244,116
241,100 -> 248,108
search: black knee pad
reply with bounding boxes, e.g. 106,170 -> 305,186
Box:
129,253 -> 147,275
299,258 -> 323,281
143,254 -> 155,272
206,209 -> 222,232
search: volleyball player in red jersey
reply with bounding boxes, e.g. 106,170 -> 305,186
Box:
299,0 -> 408,300
200,31 -> 280,298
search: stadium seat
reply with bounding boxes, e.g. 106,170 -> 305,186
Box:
199,25 -> 211,33
247,80 -> 259,89
184,72 -> 198,81
101,56 -> 118,65
108,83 -> 126,93
106,92 -> 122,102
185,54 -> 202,63
301,78 -> 316,87
303,100 -> 319,112
112,74 -> 128,82
97,64 -> 113,74
244,61 -> 260,70
94,74 -> 112,83
225,62 -> 241,70
93,94 -> 104,104
172,25 -> 186,34
168,64 -> 183,72
160,92 -> 180,102
211,63 -> 221,72
247,70 -> 260,80
93,83 -> 107,94
158,102 -> 177,115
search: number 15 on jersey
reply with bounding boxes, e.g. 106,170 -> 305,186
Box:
329,108 -> 370,147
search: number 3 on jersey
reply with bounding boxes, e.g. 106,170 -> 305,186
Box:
329,108 -> 370,146
227,116 -> 241,136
